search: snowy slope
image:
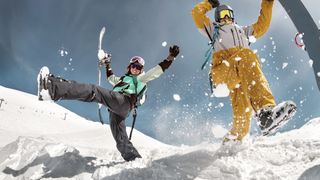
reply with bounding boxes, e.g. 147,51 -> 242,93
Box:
0,85 -> 320,180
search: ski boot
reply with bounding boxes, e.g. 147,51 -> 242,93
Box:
257,101 -> 297,136
122,148 -> 142,162
37,66 -> 51,101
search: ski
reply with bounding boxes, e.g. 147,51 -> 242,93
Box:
97,27 -> 106,124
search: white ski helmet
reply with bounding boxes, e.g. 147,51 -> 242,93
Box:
129,56 -> 145,66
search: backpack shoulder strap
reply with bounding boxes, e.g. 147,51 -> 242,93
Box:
201,24 -> 220,70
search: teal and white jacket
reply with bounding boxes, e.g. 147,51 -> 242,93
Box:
105,57 -> 173,104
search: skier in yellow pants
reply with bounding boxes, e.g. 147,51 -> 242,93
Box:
192,0 -> 297,142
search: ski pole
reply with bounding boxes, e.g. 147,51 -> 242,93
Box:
129,108 -> 137,140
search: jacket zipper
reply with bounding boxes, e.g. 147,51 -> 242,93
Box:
234,27 -> 242,47
230,29 -> 237,46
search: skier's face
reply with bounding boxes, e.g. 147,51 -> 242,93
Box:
218,9 -> 234,25
220,17 -> 233,25
130,63 -> 143,75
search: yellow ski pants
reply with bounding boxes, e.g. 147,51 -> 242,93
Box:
211,48 -> 276,141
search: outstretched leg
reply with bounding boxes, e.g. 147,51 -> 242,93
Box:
109,111 -> 141,161
38,66 -> 132,118
47,75 -> 132,118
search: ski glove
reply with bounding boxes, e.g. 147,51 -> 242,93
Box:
208,0 -> 220,8
167,45 -> 180,61
98,49 -> 112,66
98,49 -> 106,60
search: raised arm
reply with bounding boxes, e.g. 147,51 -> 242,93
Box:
191,0 -> 220,39
247,0 -> 275,39
105,63 -> 121,86
139,45 -> 180,83
97,50 -> 121,86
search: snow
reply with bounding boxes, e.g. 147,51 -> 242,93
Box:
248,36 -> 256,43
309,59 -> 314,67
1,85 -> 320,179
211,125 -> 228,139
282,62 -> 288,69
173,94 -> 181,101
213,84 -> 230,97
161,41 -> 167,47
222,60 -> 230,67
59,49 -> 68,57
261,58 -> 266,63
235,56 -> 242,61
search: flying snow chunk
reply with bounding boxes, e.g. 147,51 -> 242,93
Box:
173,94 -> 181,101
211,124 -> 228,138
213,84 -> 230,97
162,41 -> 167,47
222,60 -> 230,67
282,62 -> 288,69
309,59 -> 313,67
317,72 -> 320,77
181,55 -> 184,58
261,58 -> 266,63
248,36 -> 257,43
235,57 -> 242,61
294,70 -> 298,74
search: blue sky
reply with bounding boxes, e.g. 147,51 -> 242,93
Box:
1,0 -> 320,145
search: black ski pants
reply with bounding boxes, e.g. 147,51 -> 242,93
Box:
47,76 -> 141,161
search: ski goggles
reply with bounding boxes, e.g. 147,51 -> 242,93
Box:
130,63 -> 144,70
218,9 -> 234,20
129,56 -> 145,66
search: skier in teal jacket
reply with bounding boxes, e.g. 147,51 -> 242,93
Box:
37,45 -> 179,161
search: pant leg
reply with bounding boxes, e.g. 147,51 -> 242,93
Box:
48,76 -> 131,118
226,86 -> 253,141
109,111 -> 141,161
237,50 -> 276,111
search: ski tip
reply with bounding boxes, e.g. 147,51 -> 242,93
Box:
40,66 -> 50,74
101,27 -> 106,33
